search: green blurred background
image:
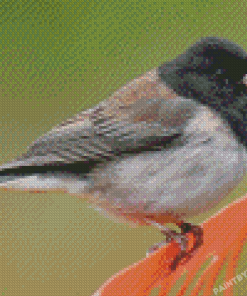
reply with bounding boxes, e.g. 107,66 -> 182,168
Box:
1,0 -> 247,295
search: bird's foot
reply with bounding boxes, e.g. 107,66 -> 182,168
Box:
147,224 -> 203,269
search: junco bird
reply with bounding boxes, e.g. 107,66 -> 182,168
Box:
1,37 -> 247,261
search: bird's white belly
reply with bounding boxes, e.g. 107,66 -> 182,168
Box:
91,135 -> 247,219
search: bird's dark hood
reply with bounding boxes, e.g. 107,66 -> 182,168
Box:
159,37 -> 247,146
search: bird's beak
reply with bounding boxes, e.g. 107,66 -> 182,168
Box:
243,74 -> 247,86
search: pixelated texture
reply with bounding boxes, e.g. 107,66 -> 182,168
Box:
1,1 -> 247,296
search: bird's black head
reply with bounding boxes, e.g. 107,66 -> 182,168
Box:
159,37 -> 247,146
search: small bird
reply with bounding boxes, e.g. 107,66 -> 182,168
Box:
1,37 -> 247,261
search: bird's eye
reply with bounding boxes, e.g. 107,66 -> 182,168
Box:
216,69 -> 225,74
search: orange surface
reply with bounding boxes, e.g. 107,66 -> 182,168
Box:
93,193 -> 247,296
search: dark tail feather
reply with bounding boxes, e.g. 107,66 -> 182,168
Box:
0,157 -> 96,194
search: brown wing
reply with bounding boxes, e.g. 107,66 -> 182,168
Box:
0,96 -> 196,173
0,66 -> 198,173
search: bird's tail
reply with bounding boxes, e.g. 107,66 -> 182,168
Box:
0,157 -> 92,194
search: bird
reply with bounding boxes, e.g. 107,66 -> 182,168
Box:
1,37 -> 247,263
